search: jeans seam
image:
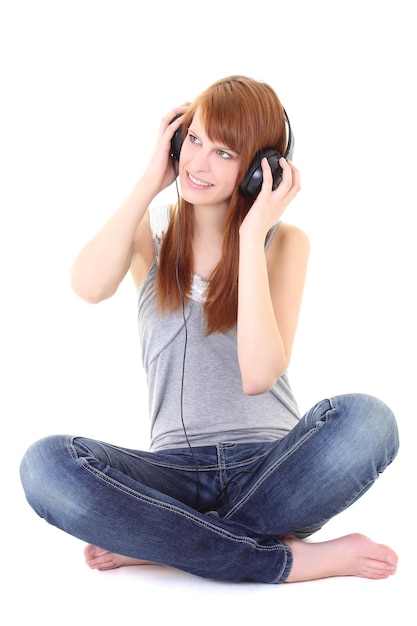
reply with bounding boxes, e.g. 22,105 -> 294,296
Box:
77,456 -> 286,556
223,403 -> 335,520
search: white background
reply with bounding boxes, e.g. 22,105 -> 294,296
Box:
1,1 -> 415,624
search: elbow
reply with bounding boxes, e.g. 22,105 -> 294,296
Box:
242,381 -> 272,396
241,372 -> 281,397
70,272 -> 114,304
241,362 -> 289,396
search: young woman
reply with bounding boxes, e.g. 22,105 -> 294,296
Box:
20,75 -> 399,584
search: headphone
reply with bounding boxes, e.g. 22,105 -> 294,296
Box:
170,109 -> 294,200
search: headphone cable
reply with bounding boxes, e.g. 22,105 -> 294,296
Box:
172,166 -> 201,510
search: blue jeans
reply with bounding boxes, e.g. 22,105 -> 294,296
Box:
20,393 -> 399,583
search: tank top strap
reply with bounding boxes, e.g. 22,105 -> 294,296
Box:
265,219 -> 281,251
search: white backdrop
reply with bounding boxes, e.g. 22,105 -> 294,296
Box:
1,1 -> 415,624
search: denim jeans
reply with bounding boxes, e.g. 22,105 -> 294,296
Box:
20,393 -> 399,583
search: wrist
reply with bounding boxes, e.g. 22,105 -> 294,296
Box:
239,224 -> 267,250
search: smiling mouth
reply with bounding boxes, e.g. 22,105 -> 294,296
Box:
187,172 -> 212,187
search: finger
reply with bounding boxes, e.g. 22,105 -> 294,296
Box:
285,160 -> 301,193
279,156 -> 292,179
266,156 -> 291,196
163,103 -> 190,129
279,157 -> 301,195
259,156 -> 273,191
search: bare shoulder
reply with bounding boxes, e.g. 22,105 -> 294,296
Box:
268,221 -> 310,261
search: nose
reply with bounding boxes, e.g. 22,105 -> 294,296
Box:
191,148 -> 210,172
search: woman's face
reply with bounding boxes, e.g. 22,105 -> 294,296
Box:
179,108 -> 241,210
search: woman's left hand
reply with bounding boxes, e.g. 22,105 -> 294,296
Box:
239,157 -> 301,239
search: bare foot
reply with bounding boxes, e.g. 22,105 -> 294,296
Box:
84,544 -> 158,571
282,533 -> 398,583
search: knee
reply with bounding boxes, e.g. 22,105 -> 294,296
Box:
20,435 -> 70,516
334,393 -> 399,466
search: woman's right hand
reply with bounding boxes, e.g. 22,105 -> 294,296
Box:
142,103 -> 189,193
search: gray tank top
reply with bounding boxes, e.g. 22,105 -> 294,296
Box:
138,204 -> 301,451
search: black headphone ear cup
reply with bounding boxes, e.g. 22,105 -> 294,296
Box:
239,149 -> 283,199
170,125 -> 184,160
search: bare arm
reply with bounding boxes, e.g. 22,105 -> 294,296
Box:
70,106 -> 188,303
237,158 -> 309,394
70,179 -> 156,303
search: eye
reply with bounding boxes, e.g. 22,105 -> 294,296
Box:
217,149 -> 232,159
188,133 -> 201,145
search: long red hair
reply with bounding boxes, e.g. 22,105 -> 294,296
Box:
156,75 -> 288,334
